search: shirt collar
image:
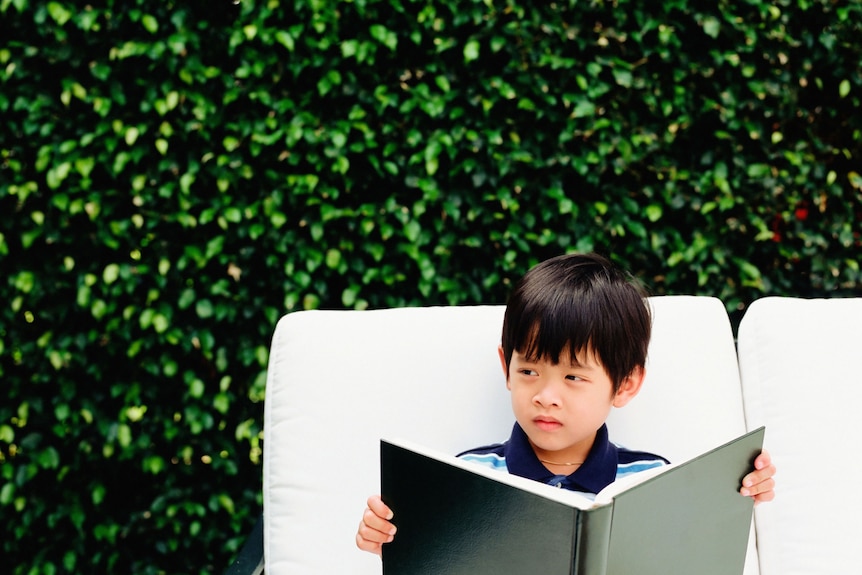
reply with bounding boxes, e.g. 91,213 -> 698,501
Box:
504,422 -> 619,494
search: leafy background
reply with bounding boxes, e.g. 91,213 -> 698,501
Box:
1,0 -> 860,573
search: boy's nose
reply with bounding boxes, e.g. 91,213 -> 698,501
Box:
532,381 -> 561,407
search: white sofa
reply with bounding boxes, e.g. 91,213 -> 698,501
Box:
737,297 -> 862,575
227,295 -> 862,575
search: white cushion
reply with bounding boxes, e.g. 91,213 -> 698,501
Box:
608,295 -> 749,461
738,297 -> 862,575
263,305 -> 509,575
263,297 -> 757,574
608,295 -> 758,575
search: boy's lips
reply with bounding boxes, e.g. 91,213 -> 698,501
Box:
533,416 -> 562,431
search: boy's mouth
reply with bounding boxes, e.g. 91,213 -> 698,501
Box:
533,416 -> 562,431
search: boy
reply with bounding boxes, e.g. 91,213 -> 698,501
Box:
356,252 -> 776,555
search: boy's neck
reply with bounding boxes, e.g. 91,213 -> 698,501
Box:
538,458 -> 585,475
529,433 -> 596,475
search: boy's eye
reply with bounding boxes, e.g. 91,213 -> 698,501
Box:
565,374 -> 583,381
518,368 -> 538,376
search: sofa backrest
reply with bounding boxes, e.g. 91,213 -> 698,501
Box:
610,296 -> 758,575
263,305 -> 509,575
262,296 -> 758,574
738,296 -> 862,575
608,296 -> 749,462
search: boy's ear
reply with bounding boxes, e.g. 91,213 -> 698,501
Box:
612,366 -> 645,408
497,345 -> 511,389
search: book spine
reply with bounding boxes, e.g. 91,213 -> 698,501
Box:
571,505 -> 613,575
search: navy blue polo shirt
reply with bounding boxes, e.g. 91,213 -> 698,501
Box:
457,423 -> 668,496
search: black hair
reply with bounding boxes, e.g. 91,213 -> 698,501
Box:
501,252 -> 652,392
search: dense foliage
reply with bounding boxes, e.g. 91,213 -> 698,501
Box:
2,0 -> 860,572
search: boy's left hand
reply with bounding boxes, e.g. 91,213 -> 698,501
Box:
740,450 -> 776,505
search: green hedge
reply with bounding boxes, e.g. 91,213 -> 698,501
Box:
2,0 -> 860,573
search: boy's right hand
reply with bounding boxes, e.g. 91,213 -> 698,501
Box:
356,495 -> 397,556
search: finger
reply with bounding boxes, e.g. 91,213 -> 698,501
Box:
357,495 -> 396,555
355,529 -> 383,556
754,449 -> 772,470
740,477 -> 775,498
741,462 -> 776,489
361,505 -> 397,535
358,509 -> 397,545
367,495 -> 394,520
357,517 -> 392,552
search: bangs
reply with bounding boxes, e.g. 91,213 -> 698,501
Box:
513,311 -> 595,367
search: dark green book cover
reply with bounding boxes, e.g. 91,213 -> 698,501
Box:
380,426 -> 764,575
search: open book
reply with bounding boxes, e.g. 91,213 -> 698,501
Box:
380,426 -> 765,575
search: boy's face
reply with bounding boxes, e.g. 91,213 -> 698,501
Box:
500,346 -> 643,466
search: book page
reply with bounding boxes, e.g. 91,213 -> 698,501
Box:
593,462 -> 674,505
594,427 -> 765,505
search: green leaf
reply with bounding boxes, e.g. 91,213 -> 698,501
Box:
144,456 -> 165,475
0,483 -> 14,505
341,39 -> 357,58
217,494 -> 235,515
124,126 -> 139,146
213,393 -> 229,414
141,14 -> 158,34
116,424 -> 132,448
189,379 -> 205,399
370,24 -> 397,50
0,425 -> 14,443
325,249 -> 341,269
92,484 -> 106,505
404,220 -> 421,242
464,40 -> 480,62
196,300 -> 214,319
14,271 -> 35,293
612,69 -> 632,88
702,16 -> 720,38
645,204 -> 663,222
103,263 -> 120,284
747,164 -> 771,178
276,30 -> 295,51
46,2 -> 72,25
